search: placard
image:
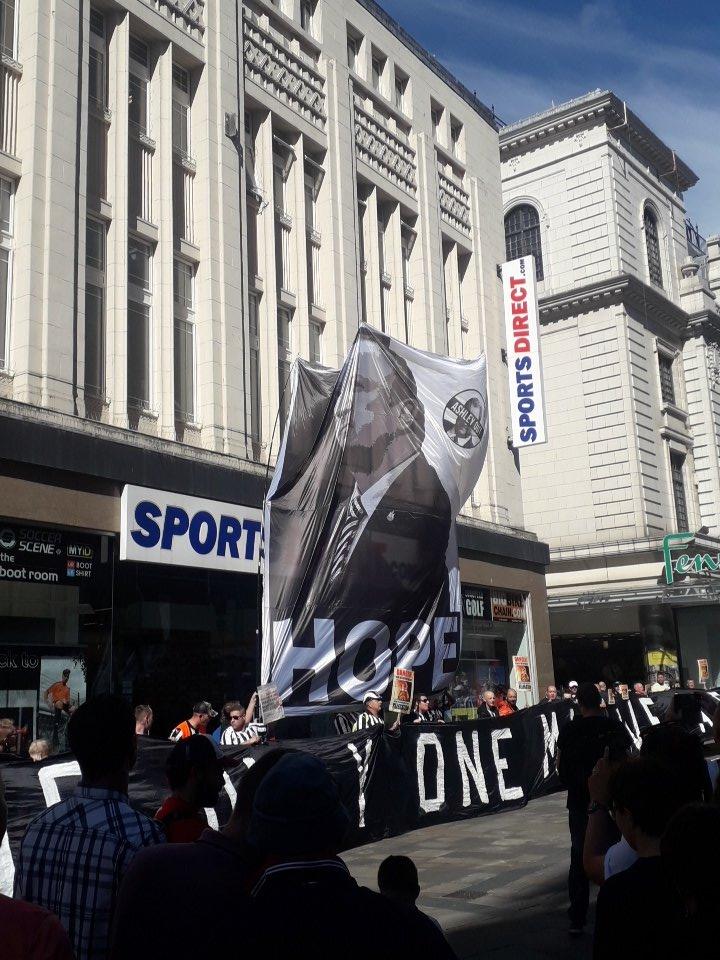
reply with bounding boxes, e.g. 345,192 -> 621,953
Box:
512,655 -> 532,690
698,658 -> 710,683
390,668 -> 414,714
257,683 -> 284,724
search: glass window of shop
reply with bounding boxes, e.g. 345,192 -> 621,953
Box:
0,521 -> 113,757
112,561 -> 258,739
455,586 -> 531,708
675,606 -> 720,688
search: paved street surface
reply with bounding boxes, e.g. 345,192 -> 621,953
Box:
344,791 -> 595,959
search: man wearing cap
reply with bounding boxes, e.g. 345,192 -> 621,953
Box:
169,700 -> 217,741
352,691 -> 399,732
565,681 -> 579,703
156,735 -> 230,842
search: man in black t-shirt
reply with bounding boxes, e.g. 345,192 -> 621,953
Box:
557,682 -> 632,936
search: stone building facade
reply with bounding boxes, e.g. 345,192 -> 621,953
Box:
500,89 -> 720,688
0,0 -> 551,747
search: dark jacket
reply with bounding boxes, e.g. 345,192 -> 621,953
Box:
477,703 -> 499,720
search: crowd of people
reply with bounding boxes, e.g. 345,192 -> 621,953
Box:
1,694 -> 457,960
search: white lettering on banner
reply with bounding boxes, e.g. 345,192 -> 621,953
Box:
501,257 -> 546,447
540,711 -> 560,779
39,761 -> 81,806
623,702 -> 643,751
433,616 -> 459,679
271,619 -> 330,705
637,697 -> 661,729
347,739 -> 373,827
456,730 -> 489,806
395,620 -> 432,671
0,832 -> 14,896
417,732 -> 445,813
491,728 -> 524,802
337,621 -> 391,699
120,485 -> 262,574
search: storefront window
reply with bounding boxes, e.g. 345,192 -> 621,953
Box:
455,586 -> 530,708
0,521 -> 113,756
113,561 -> 258,738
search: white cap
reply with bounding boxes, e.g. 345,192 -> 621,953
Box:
568,680 -> 578,688
363,690 -> 383,703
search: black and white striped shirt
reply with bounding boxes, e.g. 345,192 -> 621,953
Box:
352,712 -> 383,732
221,721 -> 265,746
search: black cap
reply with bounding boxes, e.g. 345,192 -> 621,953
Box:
192,700 -> 218,718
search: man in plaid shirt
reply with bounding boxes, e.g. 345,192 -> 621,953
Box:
14,695 -> 165,960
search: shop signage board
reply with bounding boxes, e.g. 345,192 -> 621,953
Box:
120,486 -> 263,574
0,521 -> 105,586
501,255 -> 546,447
461,586 -> 492,621
491,591 -> 525,622
662,531 -> 720,585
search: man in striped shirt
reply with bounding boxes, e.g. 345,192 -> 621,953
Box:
352,691 -> 399,732
220,699 -> 265,746
14,695 -> 165,960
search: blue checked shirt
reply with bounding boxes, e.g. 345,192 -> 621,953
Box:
14,786 -> 165,960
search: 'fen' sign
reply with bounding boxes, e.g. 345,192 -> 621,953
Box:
501,256 -> 546,447
120,485 -> 262,574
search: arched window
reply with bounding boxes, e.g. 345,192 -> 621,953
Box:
504,205 -> 544,281
644,206 -> 663,288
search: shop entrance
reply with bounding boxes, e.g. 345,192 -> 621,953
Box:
552,632 -> 646,688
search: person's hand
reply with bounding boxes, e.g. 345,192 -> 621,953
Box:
588,747 -> 612,806
248,692 -> 258,707
413,718 -> 421,724
389,717 -> 401,732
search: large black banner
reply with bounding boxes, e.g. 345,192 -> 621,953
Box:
2,692 -> 718,895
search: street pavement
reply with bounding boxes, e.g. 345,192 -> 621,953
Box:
343,791 -> 595,959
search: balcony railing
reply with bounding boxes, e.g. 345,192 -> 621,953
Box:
354,97 -> 417,194
438,168 -> 471,234
244,10 -> 326,129
0,56 -> 21,158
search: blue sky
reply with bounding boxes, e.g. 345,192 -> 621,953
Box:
381,0 -> 720,238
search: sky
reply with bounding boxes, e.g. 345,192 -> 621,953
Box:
380,0 -> 720,238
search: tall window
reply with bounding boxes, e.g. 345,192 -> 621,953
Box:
0,177 -> 12,370
129,38 -> 151,224
378,206 -> 390,334
0,0 -> 16,60
309,320 -> 322,364
300,0 -> 314,34
128,39 -> 149,133
85,219 -> 105,399
88,9 -> 108,201
371,54 -> 384,94
658,353 -> 676,406
173,259 -> 195,424
644,206 -> 663,288
450,117 -> 463,158
670,452 -> 689,531
249,292 -> 261,449
277,308 -> 292,428
504,205 -> 544,281
127,238 -> 152,412
172,65 -> 190,156
347,33 -> 360,73
305,158 -> 323,310
401,221 -> 416,343
431,102 -> 443,142
358,198 -> 367,324
273,138 -> 294,292
394,72 -> 407,113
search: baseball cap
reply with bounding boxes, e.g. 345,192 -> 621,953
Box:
166,734 -> 236,776
568,680 -> 578,688
193,700 -> 218,717
363,690 -> 383,703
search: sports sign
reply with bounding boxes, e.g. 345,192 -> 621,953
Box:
120,486 -> 262,573
501,256 -> 546,446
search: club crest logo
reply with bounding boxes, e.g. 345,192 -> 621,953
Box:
442,391 -> 486,449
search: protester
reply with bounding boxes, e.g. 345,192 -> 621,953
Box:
686,679 -> 696,690
378,855 -> 453,947
632,682 -> 645,696
498,689 -> 518,715
597,681 -> 607,696
429,697 -> 445,722
246,752 -> 456,958
477,689 -> 498,719
155,735 -> 230,842
0,769 -> 75,960
169,700 -> 217,741
352,691 -> 399,731
411,694 -> 437,723
134,704 -> 153,736
565,681 -> 578,702
28,739 -> 50,762
111,749 -> 291,959
14,694 -> 165,960
220,700 -> 264,745
556,682 -> 631,937
541,685 -> 558,703
0,717 -> 17,753
593,757 -> 690,956
650,672 -> 670,692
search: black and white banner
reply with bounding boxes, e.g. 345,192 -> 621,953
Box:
2,693 -> 717,895
262,325 -> 489,714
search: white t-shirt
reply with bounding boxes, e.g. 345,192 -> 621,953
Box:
650,682 -> 670,692
604,836 -> 638,880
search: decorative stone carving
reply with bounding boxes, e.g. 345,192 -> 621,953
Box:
573,129 -> 586,147
706,344 -> 720,388
353,100 -> 416,194
243,12 -> 326,129
147,0 -> 205,40
437,169 -> 471,233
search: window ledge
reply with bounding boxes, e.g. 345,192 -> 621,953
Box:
659,425 -> 693,448
132,218 -> 159,243
1,54 -> 22,77
250,274 -> 264,294
309,302 -> 326,323
661,402 -> 688,423
175,237 -> 201,263
278,288 -> 297,309
0,151 -> 21,180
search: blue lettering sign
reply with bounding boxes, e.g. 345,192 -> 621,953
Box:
131,501 -> 162,548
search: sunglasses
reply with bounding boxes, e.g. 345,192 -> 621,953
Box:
230,715 -> 243,721
420,698 -> 429,703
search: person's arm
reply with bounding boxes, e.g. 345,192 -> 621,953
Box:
245,692 -> 258,726
583,751 -> 617,886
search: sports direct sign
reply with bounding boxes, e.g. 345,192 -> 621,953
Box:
120,485 -> 262,573
502,256 -> 546,446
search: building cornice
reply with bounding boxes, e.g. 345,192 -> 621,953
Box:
499,90 -> 697,192
539,273 -> 689,336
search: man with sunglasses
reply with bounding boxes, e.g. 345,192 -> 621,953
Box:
220,700 -> 263,747
411,694 -> 433,723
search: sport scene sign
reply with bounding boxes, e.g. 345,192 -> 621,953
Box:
261,325 -> 489,715
501,256 -> 546,447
